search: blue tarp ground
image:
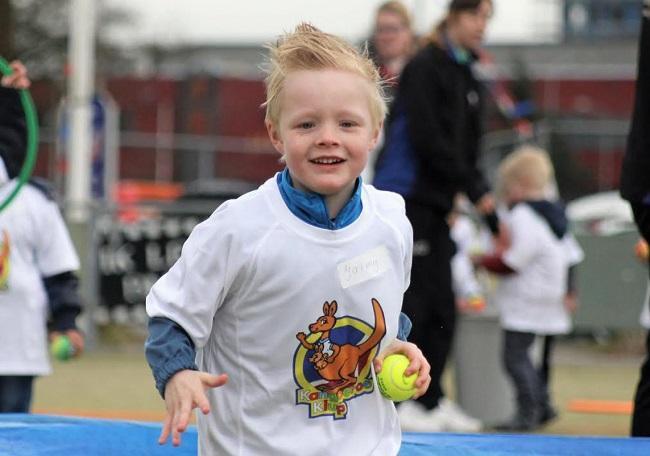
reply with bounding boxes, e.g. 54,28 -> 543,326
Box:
1,414 -> 650,455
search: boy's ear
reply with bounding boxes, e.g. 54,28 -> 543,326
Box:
369,121 -> 383,150
266,120 -> 284,155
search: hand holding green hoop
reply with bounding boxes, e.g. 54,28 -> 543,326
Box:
0,56 -> 39,213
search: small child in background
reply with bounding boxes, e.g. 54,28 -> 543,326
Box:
475,145 -> 583,431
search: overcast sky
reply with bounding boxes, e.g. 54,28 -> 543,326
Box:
106,0 -> 563,46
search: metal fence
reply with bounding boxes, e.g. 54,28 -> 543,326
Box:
38,118 -> 647,332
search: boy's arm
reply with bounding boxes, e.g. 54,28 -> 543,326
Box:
44,271 -> 82,331
397,312 -> 412,341
146,317 -> 227,447
44,271 -> 84,356
564,264 -> 579,313
145,317 -> 198,397
475,253 -> 517,275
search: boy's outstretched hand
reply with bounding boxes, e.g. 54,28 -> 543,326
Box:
374,340 -> 431,399
160,370 -> 228,447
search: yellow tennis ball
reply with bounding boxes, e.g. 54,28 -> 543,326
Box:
376,354 -> 417,402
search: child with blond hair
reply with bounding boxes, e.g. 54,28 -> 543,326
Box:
475,145 -> 583,431
145,23 -> 430,454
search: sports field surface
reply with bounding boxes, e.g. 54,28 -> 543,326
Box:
32,332 -> 643,436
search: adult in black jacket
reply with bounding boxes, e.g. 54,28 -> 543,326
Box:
621,1 -> 650,437
374,0 -> 496,432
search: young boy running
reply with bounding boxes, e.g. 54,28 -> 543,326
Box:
145,23 -> 431,455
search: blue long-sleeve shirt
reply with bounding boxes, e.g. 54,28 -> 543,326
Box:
145,169 -> 412,397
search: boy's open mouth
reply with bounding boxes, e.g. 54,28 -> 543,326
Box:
311,157 -> 345,165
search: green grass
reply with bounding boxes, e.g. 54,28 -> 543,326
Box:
33,347 -> 165,421
32,336 -> 643,436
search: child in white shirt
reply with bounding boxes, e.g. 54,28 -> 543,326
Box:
145,24 -> 430,455
475,145 -> 583,431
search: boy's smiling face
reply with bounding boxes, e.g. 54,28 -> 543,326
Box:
267,69 -> 381,207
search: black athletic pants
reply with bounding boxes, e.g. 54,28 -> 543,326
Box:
401,200 -> 457,410
0,376 -> 34,413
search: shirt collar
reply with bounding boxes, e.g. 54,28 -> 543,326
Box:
442,31 -> 476,65
276,168 -> 363,230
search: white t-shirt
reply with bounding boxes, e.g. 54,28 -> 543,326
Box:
146,176 -> 413,455
495,203 -> 583,335
0,181 -> 80,375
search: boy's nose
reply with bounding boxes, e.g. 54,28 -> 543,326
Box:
316,125 -> 340,147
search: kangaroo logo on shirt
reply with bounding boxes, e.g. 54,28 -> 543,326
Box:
294,298 -> 386,419
0,230 -> 10,290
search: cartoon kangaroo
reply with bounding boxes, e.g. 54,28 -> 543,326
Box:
296,298 -> 386,394
308,344 -> 330,371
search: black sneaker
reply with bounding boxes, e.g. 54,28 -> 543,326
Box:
539,406 -> 558,425
493,414 -> 539,432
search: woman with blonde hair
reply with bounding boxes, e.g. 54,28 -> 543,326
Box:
370,1 -> 416,94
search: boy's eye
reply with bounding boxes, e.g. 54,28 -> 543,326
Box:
340,121 -> 357,128
297,122 -> 314,129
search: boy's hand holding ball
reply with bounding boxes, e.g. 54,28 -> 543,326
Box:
374,340 -> 431,402
377,354 -> 417,401
49,330 -> 84,361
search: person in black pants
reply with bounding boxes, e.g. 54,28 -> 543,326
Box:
621,1 -> 650,438
374,0 -> 501,432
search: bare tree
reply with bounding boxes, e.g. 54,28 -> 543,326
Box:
1,0 -> 136,78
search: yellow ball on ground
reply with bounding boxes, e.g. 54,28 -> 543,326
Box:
376,354 -> 417,402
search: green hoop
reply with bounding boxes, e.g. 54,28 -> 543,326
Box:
0,56 -> 39,213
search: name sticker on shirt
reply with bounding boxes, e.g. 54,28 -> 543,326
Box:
337,246 -> 391,289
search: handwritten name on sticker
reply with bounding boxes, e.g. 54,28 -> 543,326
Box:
337,246 -> 391,289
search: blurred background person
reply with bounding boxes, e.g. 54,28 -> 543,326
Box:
363,0 -> 416,184
373,0 -> 499,433
475,145 -> 583,431
449,195 -> 492,314
621,0 -> 650,438
369,0 -> 416,98
0,61 -> 84,413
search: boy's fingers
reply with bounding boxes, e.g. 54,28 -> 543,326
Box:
404,358 -> 421,377
66,331 -> 85,355
171,410 -> 186,447
196,394 -> 211,415
10,60 -> 26,73
413,375 -> 432,398
373,357 -> 383,373
200,372 -> 228,389
414,359 -> 430,387
172,425 -> 182,447
158,414 -> 172,445
176,400 -> 193,433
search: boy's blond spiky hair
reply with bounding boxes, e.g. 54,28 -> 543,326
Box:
263,23 -> 387,127
497,144 -> 555,198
